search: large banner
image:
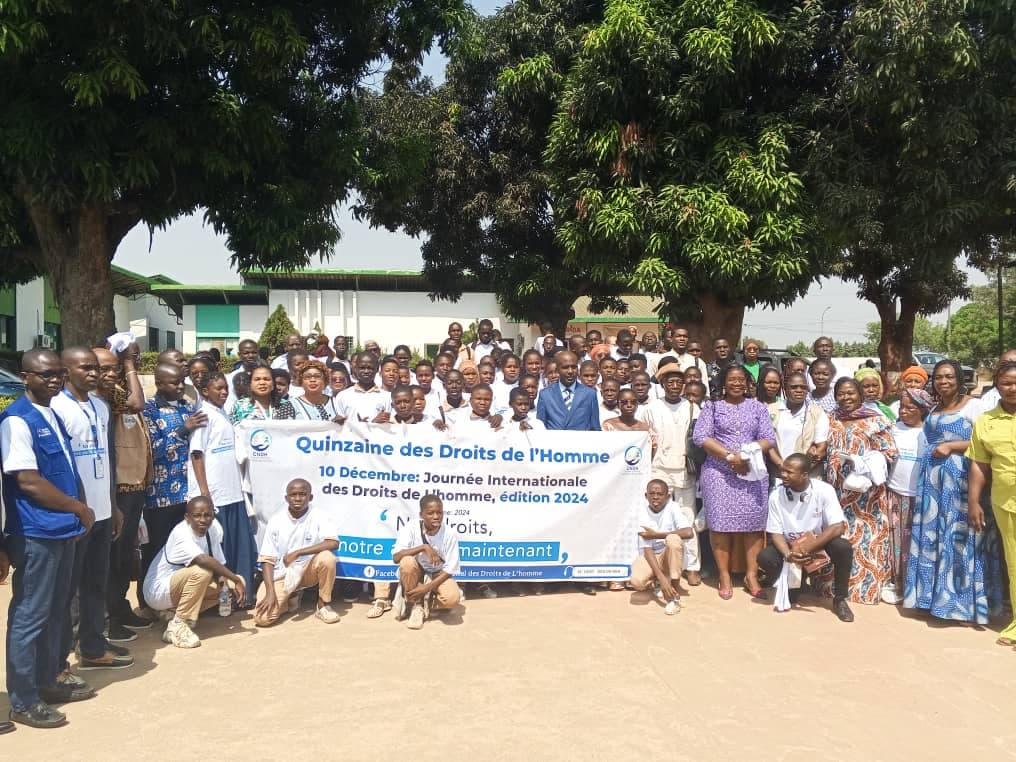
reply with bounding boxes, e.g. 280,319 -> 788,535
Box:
238,421 -> 649,582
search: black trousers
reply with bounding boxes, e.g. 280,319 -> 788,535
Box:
138,503 -> 187,609
758,536 -> 852,601
107,490 -> 145,621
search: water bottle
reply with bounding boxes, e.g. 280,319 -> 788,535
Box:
218,582 -> 232,617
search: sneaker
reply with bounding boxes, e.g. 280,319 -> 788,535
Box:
478,584 -> 498,599
9,702 -> 66,729
107,623 -> 138,643
833,598 -> 855,623
120,610 -> 153,630
39,679 -> 96,704
315,604 -> 340,624
78,650 -> 134,670
652,584 -> 666,603
664,599 -> 681,616
392,584 -> 408,621
407,604 -> 425,630
56,670 -> 88,689
880,584 -> 901,605
163,619 -> 201,649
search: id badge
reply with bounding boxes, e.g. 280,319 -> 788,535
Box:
94,459 -> 105,480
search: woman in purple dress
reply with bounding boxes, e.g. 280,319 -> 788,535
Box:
693,365 -> 776,600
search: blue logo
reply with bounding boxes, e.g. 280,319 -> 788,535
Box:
624,446 -> 642,466
250,429 -> 272,452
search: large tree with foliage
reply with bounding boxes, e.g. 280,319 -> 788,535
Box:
0,1 -> 463,345
357,0 -> 635,335
800,0 -> 1016,372
544,0 -> 828,352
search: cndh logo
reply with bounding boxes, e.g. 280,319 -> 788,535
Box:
250,429 -> 272,453
624,446 -> 642,467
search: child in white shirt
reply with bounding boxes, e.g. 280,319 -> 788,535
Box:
392,495 -> 462,629
629,479 -> 693,615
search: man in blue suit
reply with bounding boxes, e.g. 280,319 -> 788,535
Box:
537,351 -> 600,431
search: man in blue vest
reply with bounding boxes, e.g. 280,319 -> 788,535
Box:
1,349 -> 96,729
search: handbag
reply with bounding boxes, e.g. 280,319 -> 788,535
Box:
790,531 -> 832,575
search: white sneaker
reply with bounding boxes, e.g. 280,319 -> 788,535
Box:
664,600 -> 681,616
315,604 -> 340,624
407,604 -> 425,630
880,585 -> 901,605
164,619 -> 201,648
653,584 -> 665,602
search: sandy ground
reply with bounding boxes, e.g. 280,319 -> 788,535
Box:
1,580 -> 1014,762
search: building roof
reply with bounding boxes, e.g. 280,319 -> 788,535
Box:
149,284 -> 268,313
110,265 -> 179,296
241,268 -> 486,292
568,295 -> 663,323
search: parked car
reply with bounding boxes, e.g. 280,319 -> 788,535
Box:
913,351 -> 976,391
0,367 -> 25,397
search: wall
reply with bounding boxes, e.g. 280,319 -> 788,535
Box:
15,278 -> 46,350
182,305 -> 197,354
128,294 -> 183,351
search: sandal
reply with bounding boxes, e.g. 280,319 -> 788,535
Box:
718,588 -> 733,600
996,637 -> 1016,647
366,598 -> 392,619
608,582 -> 625,592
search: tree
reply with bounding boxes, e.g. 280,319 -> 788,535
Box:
0,1 -> 464,345
544,0 -> 829,355
800,0 -> 1016,372
356,1 -> 628,336
259,305 -> 299,355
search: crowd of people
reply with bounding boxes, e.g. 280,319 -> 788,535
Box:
3,320 -> 1016,732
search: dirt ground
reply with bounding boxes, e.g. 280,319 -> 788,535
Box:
1,580 -> 1014,761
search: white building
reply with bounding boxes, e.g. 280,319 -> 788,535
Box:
151,269 -> 527,356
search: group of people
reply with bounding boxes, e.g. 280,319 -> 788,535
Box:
3,322 -> 1016,733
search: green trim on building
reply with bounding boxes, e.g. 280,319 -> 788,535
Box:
195,304 -> 240,338
0,288 -> 14,317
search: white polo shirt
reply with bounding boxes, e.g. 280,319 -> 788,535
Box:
637,499 -> 690,554
335,385 -> 390,422
258,506 -> 338,580
51,391 -> 113,521
766,479 -> 845,541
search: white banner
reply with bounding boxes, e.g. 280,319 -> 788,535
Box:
239,421 -> 649,582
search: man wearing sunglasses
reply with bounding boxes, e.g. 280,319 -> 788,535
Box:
1,349 -> 96,729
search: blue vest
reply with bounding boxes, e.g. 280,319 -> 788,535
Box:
1,395 -> 84,539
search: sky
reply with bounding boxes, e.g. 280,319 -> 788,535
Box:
112,0 -> 985,347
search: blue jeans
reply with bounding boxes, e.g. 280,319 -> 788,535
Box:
6,534 -> 76,711
62,518 -> 112,662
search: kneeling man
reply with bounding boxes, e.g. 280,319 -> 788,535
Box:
758,453 -> 854,622
393,494 -> 461,630
629,479 -> 693,615
255,479 -> 340,626
142,496 -> 247,648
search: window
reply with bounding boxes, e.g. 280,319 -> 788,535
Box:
166,330 -> 176,349
148,327 -> 160,352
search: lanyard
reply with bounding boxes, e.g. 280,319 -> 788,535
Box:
63,389 -> 103,462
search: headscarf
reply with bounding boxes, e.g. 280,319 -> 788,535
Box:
834,378 -> 880,421
854,367 -> 884,395
900,365 -> 928,386
902,387 -> 934,412
590,343 -> 612,362
458,360 -> 479,387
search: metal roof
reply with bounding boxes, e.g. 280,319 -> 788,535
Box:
110,265 -> 179,296
149,284 -> 268,312
241,268 -> 485,292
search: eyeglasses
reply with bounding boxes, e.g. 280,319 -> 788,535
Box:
24,370 -> 64,380
301,373 -> 324,380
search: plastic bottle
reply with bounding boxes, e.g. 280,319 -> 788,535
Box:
218,582 -> 231,617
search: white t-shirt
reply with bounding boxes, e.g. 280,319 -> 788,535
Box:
270,355 -> 289,371
766,479 -> 845,541
420,388 -> 444,419
887,422 -> 927,497
51,392 -> 113,521
440,401 -> 471,427
637,499 -> 690,554
490,381 -> 517,413
774,402 -> 830,459
394,520 -> 460,576
335,386 -> 390,422
188,404 -> 243,506
258,506 -> 338,580
1,403 -> 74,473
599,404 -> 621,428
979,387 -> 1000,413
504,415 -> 545,431
143,520 -> 226,611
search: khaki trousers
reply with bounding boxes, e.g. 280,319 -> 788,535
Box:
629,535 -> 684,590
169,567 -> 221,622
254,551 -> 338,627
398,556 -> 460,609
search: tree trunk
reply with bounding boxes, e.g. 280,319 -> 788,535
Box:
877,297 -> 916,375
683,292 -> 746,362
23,196 -> 122,348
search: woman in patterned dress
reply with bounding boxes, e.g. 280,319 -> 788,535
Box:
826,378 -> 898,605
693,365 -> 775,600
904,360 -> 1002,623
276,360 -> 338,421
231,364 -> 279,423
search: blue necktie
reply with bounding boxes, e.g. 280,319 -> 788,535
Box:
562,385 -> 573,410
